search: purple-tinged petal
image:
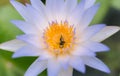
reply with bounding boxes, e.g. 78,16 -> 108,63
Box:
82,56 -> 110,73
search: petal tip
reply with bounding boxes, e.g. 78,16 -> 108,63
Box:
115,26 -> 120,31
111,26 -> 120,30
102,44 -> 110,52
102,66 -> 111,74
80,68 -> 86,74
12,54 -> 18,58
106,69 -> 111,74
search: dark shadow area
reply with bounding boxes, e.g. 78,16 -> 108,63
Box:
103,7 -> 120,42
103,7 -> 120,26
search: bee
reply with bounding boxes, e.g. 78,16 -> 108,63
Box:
59,35 -> 65,48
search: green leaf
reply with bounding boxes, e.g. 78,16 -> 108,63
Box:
111,0 -> 120,10
0,56 -> 23,76
91,0 -> 110,24
0,5 -> 23,42
0,0 -> 9,6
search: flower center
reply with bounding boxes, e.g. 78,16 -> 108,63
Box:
44,21 -> 75,56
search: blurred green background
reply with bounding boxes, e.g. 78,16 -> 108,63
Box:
0,0 -> 120,76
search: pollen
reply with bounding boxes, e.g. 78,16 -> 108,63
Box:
44,21 -> 75,56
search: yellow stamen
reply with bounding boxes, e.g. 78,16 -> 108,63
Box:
44,21 -> 75,56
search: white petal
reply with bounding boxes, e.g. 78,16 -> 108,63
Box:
67,0 -> 85,26
68,0 -> 96,25
80,24 -> 106,41
30,0 -> 45,13
10,0 -> 30,21
45,0 -> 56,21
53,0 -> 65,22
64,0 -> 78,21
25,4 -> 48,31
56,0 -> 78,22
65,0 -> 78,14
0,39 -> 27,52
79,3 -> 100,31
37,52 -> 52,61
91,26 -> 120,42
45,0 -> 65,22
25,59 -> 47,76
46,0 -> 57,21
82,56 -> 110,73
85,0 -> 96,10
69,56 -> 85,73
46,0 -> 54,7
11,20 -> 39,34
72,46 -> 96,56
47,59 -> 61,76
12,45 -> 41,58
54,0 -> 64,9
17,34 -> 44,49
58,67 -> 73,76
11,0 -> 48,30
47,0 -> 65,22
58,55 -> 70,69
83,41 -> 109,52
